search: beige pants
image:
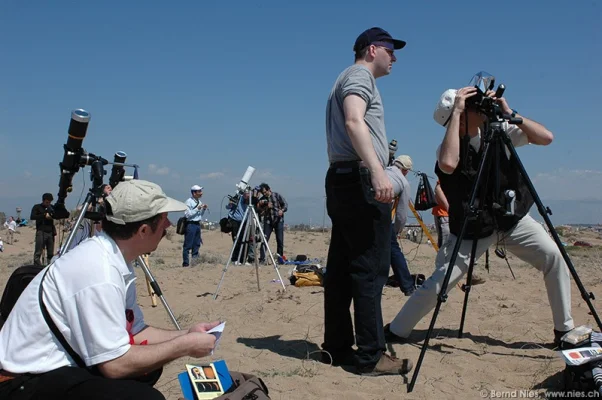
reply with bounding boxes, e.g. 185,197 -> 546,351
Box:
390,214 -> 574,336
6,229 -> 14,244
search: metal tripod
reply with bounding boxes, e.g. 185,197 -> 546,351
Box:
213,190 -> 286,300
408,117 -> 602,392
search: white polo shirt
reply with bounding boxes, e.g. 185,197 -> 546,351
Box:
0,232 -> 146,373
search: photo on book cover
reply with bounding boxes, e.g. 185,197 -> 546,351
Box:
186,363 -> 224,399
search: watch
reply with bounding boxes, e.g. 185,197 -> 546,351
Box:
511,108 -> 518,117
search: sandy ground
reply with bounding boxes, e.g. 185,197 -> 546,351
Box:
1,224 -> 602,399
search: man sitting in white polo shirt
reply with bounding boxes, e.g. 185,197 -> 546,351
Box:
0,180 -> 221,400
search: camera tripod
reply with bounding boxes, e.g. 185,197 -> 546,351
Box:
213,189 -> 286,300
407,114 -> 602,392
56,159 -> 181,330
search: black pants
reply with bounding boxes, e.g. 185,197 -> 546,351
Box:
0,366 -> 164,400
33,231 -> 54,266
323,164 -> 391,370
260,220 -> 284,260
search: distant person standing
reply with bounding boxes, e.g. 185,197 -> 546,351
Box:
386,155 -> 415,296
182,185 -> 207,267
30,193 -> 57,265
258,183 -> 288,261
432,180 -> 450,248
3,216 -> 16,245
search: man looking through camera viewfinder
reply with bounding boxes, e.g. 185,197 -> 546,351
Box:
385,84 -> 575,347
257,183 -> 287,262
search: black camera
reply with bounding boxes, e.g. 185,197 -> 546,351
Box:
227,193 -> 241,204
465,84 -> 505,119
45,205 -> 55,219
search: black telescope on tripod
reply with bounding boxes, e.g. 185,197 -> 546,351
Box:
51,110 -> 181,330
53,109 -> 111,220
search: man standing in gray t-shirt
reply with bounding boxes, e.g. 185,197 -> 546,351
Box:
322,27 -> 412,377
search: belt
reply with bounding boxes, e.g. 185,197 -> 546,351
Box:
329,160 -> 361,168
187,221 -> 200,225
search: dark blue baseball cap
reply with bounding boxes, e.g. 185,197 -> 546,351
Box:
353,27 -> 406,52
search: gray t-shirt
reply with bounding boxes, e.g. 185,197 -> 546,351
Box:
326,64 -> 388,167
386,165 -> 410,233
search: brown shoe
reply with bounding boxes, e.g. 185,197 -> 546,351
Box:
359,353 -> 413,376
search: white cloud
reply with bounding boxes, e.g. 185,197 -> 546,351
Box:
23,171 -> 32,178
148,164 -> 170,176
256,170 -> 274,179
199,172 -> 224,179
533,168 -> 602,200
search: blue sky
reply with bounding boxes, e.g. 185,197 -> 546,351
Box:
1,1 -> 600,226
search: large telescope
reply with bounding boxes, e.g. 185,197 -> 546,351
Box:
54,109 -> 91,219
108,151 -> 127,189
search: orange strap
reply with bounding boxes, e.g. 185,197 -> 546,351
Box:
391,196 -> 400,221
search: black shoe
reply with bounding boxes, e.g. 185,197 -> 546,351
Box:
320,349 -> 355,367
182,263 -> 189,267
554,328 -> 572,348
384,324 -> 408,344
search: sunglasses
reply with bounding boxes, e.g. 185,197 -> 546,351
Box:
375,45 -> 395,57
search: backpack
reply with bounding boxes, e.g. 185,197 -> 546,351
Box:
414,173 -> 438,211
220,217 -> 233,234
0,264 -> 44,328
289,265 -> 324,287
176,199 -> 200,235
176,217 -> 188,235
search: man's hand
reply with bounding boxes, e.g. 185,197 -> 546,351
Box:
45,213 -> 52,220
186,332 -> 217,358
453,86 -> 478,114
202,204 -> 208,210
485,90 -> 513,115
277,210 -> 283,217
371,168 -> 393,204
188,321 -> 221,334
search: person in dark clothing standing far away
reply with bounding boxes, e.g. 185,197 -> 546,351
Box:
257,183 -> 288,262
30,192 -> 56,265
322,26 -> 412,376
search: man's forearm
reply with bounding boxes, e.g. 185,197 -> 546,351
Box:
346,119 -> 383,172
98,335 -> 192,379
133,326 -> 187,345
515,114 -> 553,145
438,110 -> 462,173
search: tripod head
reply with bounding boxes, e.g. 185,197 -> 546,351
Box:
388,139 -> 398,167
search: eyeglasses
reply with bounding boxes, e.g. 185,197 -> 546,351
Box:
375,46 -> 395,57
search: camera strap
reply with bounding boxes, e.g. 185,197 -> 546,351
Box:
38,267 -> 87,369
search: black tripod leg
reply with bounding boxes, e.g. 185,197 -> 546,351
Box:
502,135 -> 602,330
408,139 -> 494,393
458,238 -> 479,338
